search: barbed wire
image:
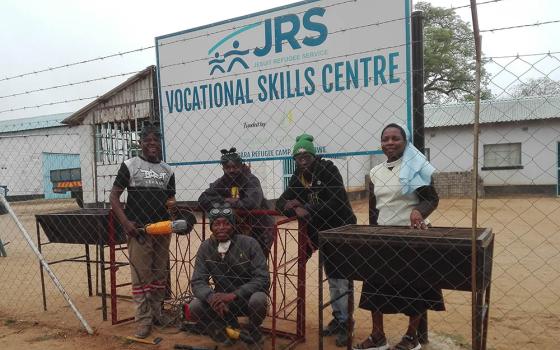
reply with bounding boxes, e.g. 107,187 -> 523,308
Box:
5,44 -> 560,116
487,51 -> 560,59
450,0 -> 503,11
2,16 -> 418,102
481,19 -> 560,32
0,46 -> 155,83
0,96 -> 98,114
0,133 -> 81,139
6,46 -> 560,115
0,41 -> 416,116
3,26 -> 477,103
0,0 -> 501,84
0,0 -> 355,83
0,71 -> 139,100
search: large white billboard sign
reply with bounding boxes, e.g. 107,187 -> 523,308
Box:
156,0 -> 412,165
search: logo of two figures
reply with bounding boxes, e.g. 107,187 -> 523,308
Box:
209,40 -> 250,75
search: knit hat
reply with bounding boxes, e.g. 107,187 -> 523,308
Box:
220,147 -> 243,165
292,134 -> 316,156
208,203 -> 235,226
140,123 -> 161,140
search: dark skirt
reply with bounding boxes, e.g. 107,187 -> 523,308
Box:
359,281 -> 445,316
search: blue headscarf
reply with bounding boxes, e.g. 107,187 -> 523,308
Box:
383,124 -> 435,194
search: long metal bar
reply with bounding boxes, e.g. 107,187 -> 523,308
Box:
37,220 -> 47,311
318,248 -> 324,350
411,10 -> 426,154
272,222 -> 278,350
296,221 -> 306,340
1,195 -> 94,334
411,11 -> 430,341
470,1 -> 483,349
109,210 -> 117,324
85,244 -> 93,297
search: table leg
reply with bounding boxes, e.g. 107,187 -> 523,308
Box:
347,279 -> 354,350
85,244 -> 92,297
318,250 -> 324,350
100,244 -> 107,321
418,311 -> 429,344
481,285 -> 491,350
0,239 -> 6,257
474,290 -> 484,350
37,221 -> 47,311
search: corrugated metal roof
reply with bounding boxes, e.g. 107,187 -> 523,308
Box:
425,95 -> 560,128
0,112 -> 72,134
63,66 -> 154,125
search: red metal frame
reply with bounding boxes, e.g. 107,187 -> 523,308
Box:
107,207 -> 308,348
108,210 -> 134,324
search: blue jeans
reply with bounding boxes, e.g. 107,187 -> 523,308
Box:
328,277 -> 349,322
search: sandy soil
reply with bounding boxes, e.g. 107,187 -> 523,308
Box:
1,197 -> 559,349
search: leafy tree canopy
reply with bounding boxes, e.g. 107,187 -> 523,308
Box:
415,2 -> 492,103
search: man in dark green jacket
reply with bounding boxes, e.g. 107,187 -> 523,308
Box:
189,204 -> 269,345
276,134 -> 356,347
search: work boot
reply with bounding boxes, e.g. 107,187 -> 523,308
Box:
322,318 -> 344,336
335,320 -> 354,347
153,311 -> 178,327
134,324 -> 152,339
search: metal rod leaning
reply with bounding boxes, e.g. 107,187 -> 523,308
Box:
0,194 -> 94,335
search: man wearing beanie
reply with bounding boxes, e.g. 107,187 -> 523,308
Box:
189,204 -> 269,346
276,133 -> 357,347
198,147 -> 274,257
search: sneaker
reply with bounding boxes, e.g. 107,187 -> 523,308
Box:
134,324 -> 152,339
393,335 -> 421,350
322,318 -> 344,336
353,333 -> 389,350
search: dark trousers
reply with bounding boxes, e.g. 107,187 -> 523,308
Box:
189,292 -> 268,332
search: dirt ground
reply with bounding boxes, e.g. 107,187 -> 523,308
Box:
1,197 -> 559,349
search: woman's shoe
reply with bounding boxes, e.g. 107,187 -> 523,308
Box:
353,333 -> 389,350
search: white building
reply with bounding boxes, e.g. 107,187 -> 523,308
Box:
424,95 -> 560,196
0,113 -> 91,200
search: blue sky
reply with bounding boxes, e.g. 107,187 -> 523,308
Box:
0,0 -> 558,120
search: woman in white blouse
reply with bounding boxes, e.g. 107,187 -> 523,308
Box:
354,124 -> 441,350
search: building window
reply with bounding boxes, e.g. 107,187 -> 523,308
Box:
95,120 -> 146,165
482,143 -> 523,170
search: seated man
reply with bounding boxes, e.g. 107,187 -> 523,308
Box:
189,204 -> 270,345
198,148 -> 274,257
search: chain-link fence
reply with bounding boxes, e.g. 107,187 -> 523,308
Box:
1,1 -> 560,350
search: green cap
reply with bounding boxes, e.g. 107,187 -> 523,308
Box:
292,134 -> 316,156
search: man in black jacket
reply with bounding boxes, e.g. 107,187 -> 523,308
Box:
189,204 -> 269,345
276,134 -> 356,347
198,148 -> 274,256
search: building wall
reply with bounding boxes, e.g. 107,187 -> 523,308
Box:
0,125 -> 92,198
425,120 -> 559,187
4,119 -> 553,202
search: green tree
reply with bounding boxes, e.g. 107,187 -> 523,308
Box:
510,77 -> 560,97
416,2 -> 492,103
